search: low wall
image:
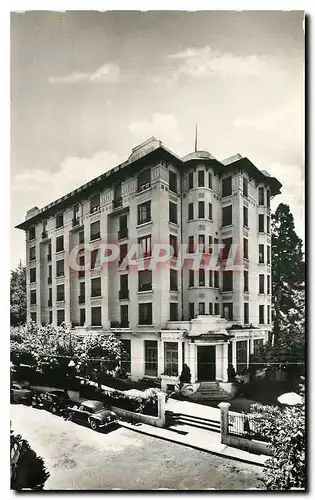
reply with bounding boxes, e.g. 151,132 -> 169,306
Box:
218,382 -> 239,396
223,434 -> 272,456
111,406 -> 164,428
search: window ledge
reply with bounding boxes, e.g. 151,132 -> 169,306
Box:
137,324 -> 154,327
136,186 -> 152,196
221,224 -> 233,229
56,299 -> 65,303
91,295 -> 102,299
55,250 -> 64,255
90,237 -> 101,243
136,221 -> 152,229
137,289 -> 153,294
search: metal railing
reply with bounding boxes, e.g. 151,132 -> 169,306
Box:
228,412 -> 268,442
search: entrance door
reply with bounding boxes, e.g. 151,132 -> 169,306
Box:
197,346 -> 216,381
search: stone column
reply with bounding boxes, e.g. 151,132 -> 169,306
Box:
222,343 -> 229,382
189,343 -> 197,383
178,341 -> 183,377
218,402 -> 231,444
158,392 -> 166,427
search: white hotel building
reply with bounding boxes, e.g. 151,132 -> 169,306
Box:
16,137 -> 282,392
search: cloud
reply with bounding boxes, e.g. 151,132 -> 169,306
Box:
128,113 -> 181,143
48,63 -> 122,85
167,46 -> 279,80
233,106 -> 297,132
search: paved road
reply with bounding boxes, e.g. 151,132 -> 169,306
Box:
11,404 -> 265,490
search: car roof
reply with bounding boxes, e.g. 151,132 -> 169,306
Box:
81,400 -> 104,409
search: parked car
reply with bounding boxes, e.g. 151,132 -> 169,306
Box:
66,400 -> 119,431
32,390 -> 74,415
11,381 -> 32,404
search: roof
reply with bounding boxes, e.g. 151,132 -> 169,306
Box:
81,400 -> 104,409
182,150 -> 217,162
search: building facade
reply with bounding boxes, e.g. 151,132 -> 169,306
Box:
16,137 -> 282,390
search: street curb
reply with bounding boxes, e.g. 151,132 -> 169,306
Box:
119,422 -> 267,468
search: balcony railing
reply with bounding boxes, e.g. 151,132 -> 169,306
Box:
118,228 -> 128,240
72,218 -> 81,228
137,182 -> 151,193
110,321 -> 129,329
42,231 -> 48,239
119,289 -> 129,300
91,290 -> 102,298
78,295 -> 85,304
90,205 -> 100,214
112,197 -> 123,209
138,283 -> 152,292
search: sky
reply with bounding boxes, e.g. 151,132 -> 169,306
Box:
10,10 -> 305,269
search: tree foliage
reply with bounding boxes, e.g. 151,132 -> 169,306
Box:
10,261 -> 27,326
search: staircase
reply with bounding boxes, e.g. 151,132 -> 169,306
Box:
166,411 -> 221,433
189,382 -> 232,402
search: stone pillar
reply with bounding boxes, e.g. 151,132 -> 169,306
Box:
222,343 -> 229,382
158,341 -> 164,376
178,341 -> 183,377
158,392 -> 166,427
189,343 -> 197,383
218,402 -> 231,444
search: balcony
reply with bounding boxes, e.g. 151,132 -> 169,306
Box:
90,205 -> 100,214
48,299 -> 52,307
138,283 -> 152,292
118,228 -> 128,240
72,217 -> 82,228
110,321 -> 130,329
42,231 -> 48,239
119,289 -> 129,300
78,295 -> 85,304
48,277 -> 52,284
137,182 -> 151,193
112,197 -> 123,209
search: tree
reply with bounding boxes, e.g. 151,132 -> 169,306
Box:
10,261 -> 26,326
249,387 -> 305,490
73,333 -> 124,389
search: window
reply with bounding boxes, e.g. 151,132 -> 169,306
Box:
267,305 -> 271,324
56,235 -> 64,252
208,172 -> 213,189
139,303 -> 153,325
144,340 -> 157,375
199,268 -> 205,286
267,245 -> 271,265
29,246 -> 36,262
198,201 -> 205,218
267,216 -> 270,234
198,170 -> 205,187
120,305 -> 129,328
169,170 -> 177,193
56,259 -> 64,277
259,244 -> 264,263
189,269 -> 194,287
48,265 -> 52,283
223,271 -> 233,291
138,270 -> 152,291
78,255 -> 85,278
79,281 -> 85,303
209,303 -> 213,315
57,309 -> 65,326
236,340 -> 248,373
189,302 -> 194,320
164,342 -> 178,376
170,269 -> 178,291
267,275 -> 271,294
49,311 -> 53,324
56,213 -> 63,228
243,206 -> 248,227
188,202 -> 194,220
214,271 -> 219,288
57,284 -> 65,302
259,274 -> 265,294
222,237 -> 232,261
214,303 -> 220,315
208,203 -> 213,220
223,303 -> 233,320
258,214 -> 264,233
91,306 -> 102,326
169,202 -> 178,224
80,308 -> 86,327
198,234 -> 205,253
222,176 -> 232,197
208,235 -> 213,254
138,169 -> 151,192
258,187 -> 265,206
266,190 -> 271,208
243,238 -> 248,260
114,182 -> 122,201
30,289 -> 36,305
170,303 -> 178,321
29,227 -> 35,240
48,242 -> 52,260
30,312 -> 37,323
79,231 -> 85,244
73,204 -> 80,223
30,268 -> 36,283
90,220 -> 101,241
253,339 -> 264,356
188,236 -> 194,253
244,270 -> 249,292
119,214 -> 128,239
91,277 -> 102,297
244,303 -> 249,324
119,274 -> 128,299
119,244 -> 128,265
138,201 -> 151,225
138,235 -> 152,258
222,205 -> 232,226
90,193 -> 100,214
209,270 -> 213,287
121,339 -> 131,372
199,302 -> 205,315
243,177 -> 248,198
259,305 -> 264,324
170,235 -> 178,258
91,249 -> 99,269
188,172 -> 194,189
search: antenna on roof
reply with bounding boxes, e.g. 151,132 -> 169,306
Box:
194,123 -> 198,152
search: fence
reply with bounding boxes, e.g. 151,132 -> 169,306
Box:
228,412 -> 268,442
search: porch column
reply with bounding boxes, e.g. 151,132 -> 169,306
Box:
222,343 -> 229,382
158,341 -> 164,376
232,340 -> 237,372
178,341 -> 183,377
189,343 -> 197,383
